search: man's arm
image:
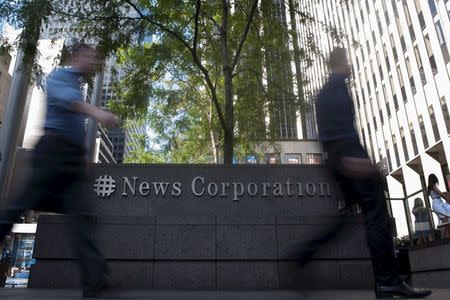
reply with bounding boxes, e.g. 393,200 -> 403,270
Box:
72,102 -> 118,128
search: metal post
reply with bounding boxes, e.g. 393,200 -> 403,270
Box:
85,67 -> 104,162
0,51 -> 33,207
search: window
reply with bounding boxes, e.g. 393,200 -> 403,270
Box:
424,35 -> 438,75
410,123 -> 419,156
362,129 -> 367,150
406,58 -> 416,94
265,153 -> 281,164
440,97 -> 450,134
306,153 -> 323,165
391,0 -> 398,17
414,46 -> 427,85
403,2 -> 416,41
400,127 -> 409,161
393,135 -> 400,167
429,105 -> 440,141
415,0 -> 426,28
400,35 -> 407,52
397,66 -> 407,103
285,153 -> 302,164
419,115 -> 429,149
390,34 -> 398,62
435,21 -> 450,63
428,0 -> 437,17
386,142 -> 393,172
383,85 -> 392,118
390,76 -> 399,110
376,11 -> 384,35
384,45 -> 391,71
382,0 -> 390,24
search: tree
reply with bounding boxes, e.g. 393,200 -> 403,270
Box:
1,0 -> 345,164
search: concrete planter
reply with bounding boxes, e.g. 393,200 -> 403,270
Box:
409,239 -> 450,288
25,164 -> 374,289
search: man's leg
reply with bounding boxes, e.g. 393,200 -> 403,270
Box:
351,176 -> 400,285
0,158 -> 57,242
57,166 -> 107,293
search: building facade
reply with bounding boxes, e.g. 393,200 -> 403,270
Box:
0,53 -> 12,126
297,0 -> 450,238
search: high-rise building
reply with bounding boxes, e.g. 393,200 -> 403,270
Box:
298,0 -> 450,237
0,53 -> 12,126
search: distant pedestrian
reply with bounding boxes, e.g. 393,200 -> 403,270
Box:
0,43 -> 118,298
293,47 -> 432,298
428,173 -> 450,238
412,198 -> 433,245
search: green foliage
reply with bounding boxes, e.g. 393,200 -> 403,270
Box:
2,0 -> 345,164
394,235 -> 412,248
1,0 -> 52,85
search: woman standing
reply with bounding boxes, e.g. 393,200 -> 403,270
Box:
428,174 -> 450,239
412,198 -> 433,244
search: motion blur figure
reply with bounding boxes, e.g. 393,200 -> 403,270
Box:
296,47 -> 431,298
0,43 -> 118,298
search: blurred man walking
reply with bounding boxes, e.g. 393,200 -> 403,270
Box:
0,43 -> 118,298
297,47 -> 432,298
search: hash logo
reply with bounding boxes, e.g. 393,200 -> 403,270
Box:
94,175 -> 116,197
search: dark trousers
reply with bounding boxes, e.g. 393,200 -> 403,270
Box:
301,140 -> 400,286
0,135 -> 106,288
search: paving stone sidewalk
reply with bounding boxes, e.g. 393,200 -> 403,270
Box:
0,289 -> 449,300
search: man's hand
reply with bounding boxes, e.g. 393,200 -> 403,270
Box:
339,157 -> 379,178
93,109 -> 119,128
72,102 -> 119,128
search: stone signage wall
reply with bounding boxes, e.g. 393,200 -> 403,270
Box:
28,164 -> 373,289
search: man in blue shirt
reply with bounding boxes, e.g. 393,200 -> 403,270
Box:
0,43 -> 118,297
299,48 -> 431,298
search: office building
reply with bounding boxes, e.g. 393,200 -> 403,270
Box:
0,53 -> 12,126
297,0 -> 450,237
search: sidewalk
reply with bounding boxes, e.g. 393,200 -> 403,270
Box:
0,289 -> 449,300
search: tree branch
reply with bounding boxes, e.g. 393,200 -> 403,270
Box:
193,0 -> 201,52
123,0 -> 228,131
231,0 -> 258,71
124,0 -> 194,52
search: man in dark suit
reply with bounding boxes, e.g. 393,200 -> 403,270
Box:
300,47 -> 431,298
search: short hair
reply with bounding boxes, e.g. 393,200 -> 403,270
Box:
70,42 -> 95,56
328,47 -> 347,69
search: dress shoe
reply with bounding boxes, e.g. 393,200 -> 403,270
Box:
82,280 -> 108,298
375,281 -> 432,298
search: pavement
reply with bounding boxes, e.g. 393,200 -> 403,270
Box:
0,289 -> 450,300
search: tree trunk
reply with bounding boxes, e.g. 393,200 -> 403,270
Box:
221,0 -> 234,165
288,0 -> 308,139
208,100 -> 219,163
223,68 -> 234,165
